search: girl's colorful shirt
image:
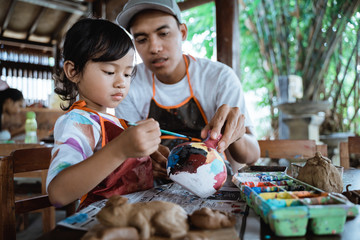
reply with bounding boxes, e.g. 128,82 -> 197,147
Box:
46,108 -> 153,208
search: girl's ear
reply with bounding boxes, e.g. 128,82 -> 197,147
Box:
63,60 -> 79,83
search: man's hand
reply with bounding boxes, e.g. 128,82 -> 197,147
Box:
201,104 -> 246,153
150,144 -> 170,180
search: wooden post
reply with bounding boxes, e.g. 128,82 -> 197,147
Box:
340,142 -> 350,169
215,0 -> 240,77
92,0 -> 106,19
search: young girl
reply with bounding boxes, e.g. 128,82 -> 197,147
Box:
0,88 -> 24,141
46,18 -> 161,209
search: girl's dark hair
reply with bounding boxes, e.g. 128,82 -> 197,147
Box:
0,88 -> 23,130
54,18 -> 135,111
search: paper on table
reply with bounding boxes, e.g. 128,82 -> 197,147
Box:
57,182 -> 246,231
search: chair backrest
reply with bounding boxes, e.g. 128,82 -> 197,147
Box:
0,147 -> 76,240
340,136 -> 360,169
258,139 -> 328,160
0,143 -> 45,157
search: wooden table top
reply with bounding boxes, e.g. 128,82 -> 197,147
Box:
37,226 -> 239,240
37,209 -> 360,240
37,169 -> 360,240
342,168 -> 360,191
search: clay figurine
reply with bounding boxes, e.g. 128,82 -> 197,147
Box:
96,195 -> 189,239
189,207 -> 236,230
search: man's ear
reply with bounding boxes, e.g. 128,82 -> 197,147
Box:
180,23 -> 188,41
63,60 -> 79,83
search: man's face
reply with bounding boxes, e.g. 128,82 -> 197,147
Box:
130,10 -> 187,83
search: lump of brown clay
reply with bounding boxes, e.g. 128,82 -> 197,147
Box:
189,207 -> 236,230
96,195 -> 189,239
297,151 -> 343,193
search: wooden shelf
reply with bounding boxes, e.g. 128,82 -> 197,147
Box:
0,60 -> 53,72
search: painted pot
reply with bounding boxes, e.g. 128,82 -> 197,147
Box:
166,136 -> 227,198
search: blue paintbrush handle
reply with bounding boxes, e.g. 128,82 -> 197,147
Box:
127,122 -> 191,139
158,129 -> 188,138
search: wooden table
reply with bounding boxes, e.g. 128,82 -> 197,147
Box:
37,226 -> 239,240
342,168 -> 360,191
37,183 -> 241,240
37,169 -> 360,240
36,209 -> 360,240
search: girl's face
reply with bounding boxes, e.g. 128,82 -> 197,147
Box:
74,49 -> 135,113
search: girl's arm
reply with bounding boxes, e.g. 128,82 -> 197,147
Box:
47,118 -> 160,206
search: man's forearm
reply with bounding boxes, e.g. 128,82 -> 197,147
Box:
227,133 -> 260,165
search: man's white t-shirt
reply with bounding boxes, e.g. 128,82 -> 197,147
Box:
116,56 -> 253,129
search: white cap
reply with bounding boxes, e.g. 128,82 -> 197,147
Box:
116,0 -> 182,29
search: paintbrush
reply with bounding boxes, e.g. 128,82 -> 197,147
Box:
127,122 -> 192,141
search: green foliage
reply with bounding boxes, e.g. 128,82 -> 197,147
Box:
320,12 -> 360,134
240,0 -> 360,135
181,0 -> 360,137
182,2 -> 215,59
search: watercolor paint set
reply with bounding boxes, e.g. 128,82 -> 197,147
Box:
232,171 -> 358,237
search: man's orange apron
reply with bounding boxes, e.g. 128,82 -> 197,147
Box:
148,55 -> 207,150
68,101 -> 153,209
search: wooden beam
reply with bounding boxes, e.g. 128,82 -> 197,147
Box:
26,7 -> 46,40
215,0 -> 240,77
49,12 -> 72,44
0,36 -> 53,50
1,0 -> 17,35
18,0 -> 90,15
178,0 -> 214,11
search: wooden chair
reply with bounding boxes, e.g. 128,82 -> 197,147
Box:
258,139 -> 328,160
340,136 -> 360,169
0,147 -> 76,240
0,143 -> 50,232
0,143 -> 45,157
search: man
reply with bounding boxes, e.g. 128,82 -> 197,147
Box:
115,0 -> 260,181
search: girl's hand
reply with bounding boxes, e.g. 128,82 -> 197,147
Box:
150,144 -> 170,179
116,118 -> 161,158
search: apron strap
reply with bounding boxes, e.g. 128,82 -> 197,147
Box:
183,55 -> 208,124
183,55 -> 194,96
67,100 -> 130,206
68,101 -> 107,147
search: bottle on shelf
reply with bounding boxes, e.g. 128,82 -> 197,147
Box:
25,111 -> 38,143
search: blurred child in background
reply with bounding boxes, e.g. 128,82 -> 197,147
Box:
0,87 -> 24,141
